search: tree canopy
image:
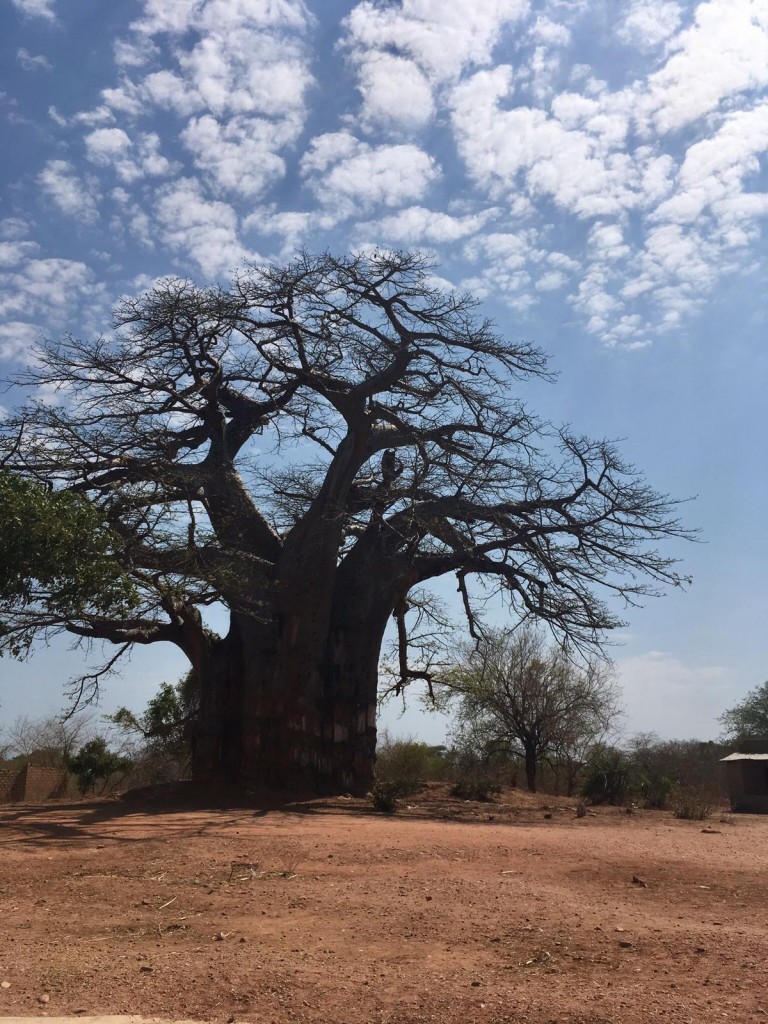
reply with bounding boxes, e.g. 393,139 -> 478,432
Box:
444,628 -> 621,792
0,250 -> 692,792
720,681 -> 768,743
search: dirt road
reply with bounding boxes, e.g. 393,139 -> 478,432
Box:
0,786 -> 765,1023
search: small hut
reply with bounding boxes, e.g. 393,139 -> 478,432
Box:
720,739 -> 768,813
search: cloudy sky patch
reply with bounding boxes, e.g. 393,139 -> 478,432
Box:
1,0 -> 767,738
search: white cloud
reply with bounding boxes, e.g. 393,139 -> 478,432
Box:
653,102 -> 768,227
356,54 -> 435,132
38,160 -> 100,222
17,48 -> 53,72
85,127 -> 132,164
370,206 -> 495,244
131,0 -> 207,36
181,114 -> 298,198
154,178 -> 255,277
10,0 -> 55,20
0,321 -> 40,360
0,240 -> 40,267
176,31 -> 312,118
342,0 -> 530,81
0,244 -> 108,356
452,68 -> 635,217
84,128 -> 173,183
635,0 -> 768,137
301,133 -> 440,219
242,208 -> 314,256
0,218 -> 33,242
535,269 -> 567,291
618,0 -> 683,52
141,71 -> 203,116
38,160 -> 100,223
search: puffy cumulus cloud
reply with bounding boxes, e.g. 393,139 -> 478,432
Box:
461,229 -> 544,310
38,160 -> 100,222
635,0 -> 768,137
535,269 -> 567,291
141,70 -> 203,116
452,68 -> 636,218
301,133 -> 440,220
0,219 -> 33,243
356,54 -> 435,132
528,15 -> 571,47
0,240 -> 108,361
124,0 -> 313,121
0,321 -> 41,361
369,206 -> 496,244
343,0 -> 530,81
653,103 -> 768,227
342,0 -> 530,135
10,0 -> 55,20
242,208 -> 316,257
0,240 -> 40,267
617,0 -> 682,52
446,3 -> 768,349
181,114 -> 299,198
154,178 -> 256,277
132,0 -> 310,37
175,30 -> 312,119
71,0 -> 315,230
84,129 -> 174,183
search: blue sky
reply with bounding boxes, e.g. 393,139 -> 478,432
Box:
1,0 -> 767,745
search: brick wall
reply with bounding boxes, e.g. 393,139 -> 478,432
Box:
0,764 -> 71,802
0,768 -> 22,802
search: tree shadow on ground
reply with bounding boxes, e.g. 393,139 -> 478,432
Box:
0,780 -> 580,848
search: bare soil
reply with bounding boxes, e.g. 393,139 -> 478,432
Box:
0,783 -> 766,1024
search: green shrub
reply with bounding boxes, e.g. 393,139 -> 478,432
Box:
374,734 -> 446,796
581,746 -> 631,805
370,781 -> 400,813
450,777 -> 501,802
638,770 -> 675,810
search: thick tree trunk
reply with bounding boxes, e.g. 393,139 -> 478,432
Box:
524,745 -> 538,793
190,606 -> 385,796
191,463 -> 402,796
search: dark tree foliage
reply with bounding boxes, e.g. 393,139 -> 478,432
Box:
0,251 -> 691,793
720,681 -> 768,743
0,471 -> 137,657
109,671 -> 198,766
66,737 -> 131,795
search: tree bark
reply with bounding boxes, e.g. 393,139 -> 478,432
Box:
190,600 -> 385,796
524,744 -> 538,793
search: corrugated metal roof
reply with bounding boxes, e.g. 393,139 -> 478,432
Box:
720,753 -> 768,761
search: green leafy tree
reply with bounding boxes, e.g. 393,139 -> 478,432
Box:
0,470 -> 137,659
0,251 -> 690,794
720,681 -> 768,743
445,628 -> 621,793
109,671 -> 198,774
66,737 -> 131,795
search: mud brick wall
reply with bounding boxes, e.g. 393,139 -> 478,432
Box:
21,765 -> 70,800
0,768 -> 22,802
0,765 -> 71,802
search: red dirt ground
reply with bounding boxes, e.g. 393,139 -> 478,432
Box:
0,784 -> 766,1024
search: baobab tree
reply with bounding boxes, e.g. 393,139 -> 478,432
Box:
0,250 -> 691,793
